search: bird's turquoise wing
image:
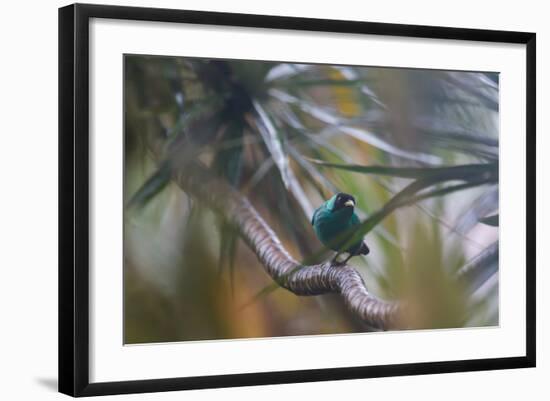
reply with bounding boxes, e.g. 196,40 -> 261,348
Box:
350,212 -> 361,227
311,206 -> 321,225
345,212 -> 366,255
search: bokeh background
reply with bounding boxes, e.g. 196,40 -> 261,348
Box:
124,55 -> 499,344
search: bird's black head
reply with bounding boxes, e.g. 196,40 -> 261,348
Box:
331,192 -> 356,212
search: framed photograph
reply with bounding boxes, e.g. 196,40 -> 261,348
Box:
59,3 -> 536,397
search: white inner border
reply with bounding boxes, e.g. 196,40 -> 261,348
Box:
89,18 -> 526,383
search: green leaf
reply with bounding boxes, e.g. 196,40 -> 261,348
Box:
288,145 -> 338,197
456,241 -> 499,294
455,186 -> 498,233
239,263 -> 311,311
250,100 -> 291,187
479,214 -> 499,227
126,162 -> 171,210
163,95 -> 225,151
308,158 -> 498,182
212,121 -> 245,187
239,281 -> 281,311
333,125 -> 441,165
410,180 -> 493,203
334,170 -> 496,256
251,100 -> 314,218
217,220 -> 240,297
265,63 -> 312,82
269,88 -> 440,164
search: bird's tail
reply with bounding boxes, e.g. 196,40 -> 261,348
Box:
360,241 -> 370,255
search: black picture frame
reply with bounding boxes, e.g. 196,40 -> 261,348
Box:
59,3 -> 536,397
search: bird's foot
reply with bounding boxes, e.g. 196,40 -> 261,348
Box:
331,260 -> 346,266
341,255 -> 353,265
330,254 -> 350,266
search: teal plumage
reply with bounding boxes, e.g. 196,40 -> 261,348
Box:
311,193 -> 369,263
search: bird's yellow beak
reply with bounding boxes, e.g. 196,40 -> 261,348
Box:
344,199 -> 355,207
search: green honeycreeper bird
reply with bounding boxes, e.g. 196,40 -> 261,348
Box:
311,193 -> 370,264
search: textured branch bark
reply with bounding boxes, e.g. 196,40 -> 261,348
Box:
170,162 -> 402,330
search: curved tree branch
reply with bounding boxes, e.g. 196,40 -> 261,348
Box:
169,161 -> 402,330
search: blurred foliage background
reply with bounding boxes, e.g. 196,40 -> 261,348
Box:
124,55 -> 499,344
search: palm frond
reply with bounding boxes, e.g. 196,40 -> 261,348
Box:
126,161 -> 172,210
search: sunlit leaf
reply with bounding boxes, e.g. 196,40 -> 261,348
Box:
328,68 -> 362,118
331,65 -> 386,109
270,88 -> 441,164
265,63 -> 313,82
269,88 -> 341,124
